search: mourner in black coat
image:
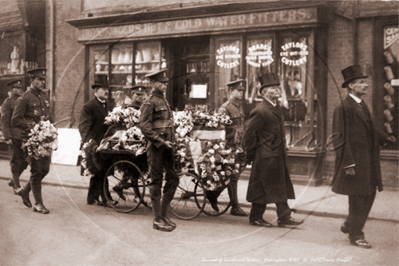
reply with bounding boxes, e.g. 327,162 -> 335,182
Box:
78,75 -> 115,207
332,65 -> 396,249
243,73 -> 303,228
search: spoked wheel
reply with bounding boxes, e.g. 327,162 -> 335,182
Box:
140,167 -> 152,209
170,172 -> 206,220
104,160 -> 146,213
201,185 -> 231,216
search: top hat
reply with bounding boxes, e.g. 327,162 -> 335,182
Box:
145,69 -> 169,83
7,79 -> 23,89
92,74 -> 109,89
27,68 -> 46,79
131,85 -> 146,95
258,73 -> 280,94
226,79 -> 245,91
341,65 -> 368,88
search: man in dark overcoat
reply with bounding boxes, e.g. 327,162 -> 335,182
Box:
140,69 -> 179,232
332,65 -> 395,249
0,79 -> 28,194
78,74 -> 115,206
243,73 -> 303,228
12,68 -> 51,214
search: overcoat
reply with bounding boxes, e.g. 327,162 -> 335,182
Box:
331,96 -> 382,195
243,99 -> 295,203
78,97 -> 110,145
1,96 -> 23,140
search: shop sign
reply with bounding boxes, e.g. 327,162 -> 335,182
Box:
246,44 -> 274,67
77,7 -> 318,42
384,26 -> 399,49
216,45 -> 241,68
280,42 -> 308,66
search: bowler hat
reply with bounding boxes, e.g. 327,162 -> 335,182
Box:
226,79 -> 245,91
7,79 -> 22,89
341,65 -> 368,88
92,74 -> 109,89
27,68 -> 46,79
145,69 -> 169,83
258,73 -> 280,94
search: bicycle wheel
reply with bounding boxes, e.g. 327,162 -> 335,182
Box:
104,160 -> 146,213
170,172 -> 206,220
201,185 -> 231,216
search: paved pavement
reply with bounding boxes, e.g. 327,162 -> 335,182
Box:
0,159 -> 398,222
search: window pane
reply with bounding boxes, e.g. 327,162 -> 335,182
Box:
214,38 -> 242,108
89,44 -> 109,101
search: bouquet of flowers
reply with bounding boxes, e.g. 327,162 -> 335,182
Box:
196,140 -> 243,191
174,110 -> 194,138
23,120 -> 58,160
104,106 -> 140,128
104,126 -> 147,156
81,139 -> 100,177
191,109 -> 233,128
174,137 -> 194,172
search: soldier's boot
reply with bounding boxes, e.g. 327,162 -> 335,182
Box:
11,172 -> 21,195
161,192 -> 176,230
152,197 -> 174,232
228,180 -> 248,216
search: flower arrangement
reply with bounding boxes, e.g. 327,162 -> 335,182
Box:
174,137 -> 194,172
104,106 -> 140,128
196,140 -> 244,191
81,139 -> 100,177
174,110 -> 194,138
191,109 -> 233,128
23,120 -> 58,160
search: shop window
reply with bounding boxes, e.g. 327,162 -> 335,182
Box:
214,37 -> 242,108
277,33 -> 315,149
89,44 -> 109,101
381,25 -> 398,150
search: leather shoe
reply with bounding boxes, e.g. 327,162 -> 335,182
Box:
231,206 -> 248,216
33,203 -> 50,214
340,224 -> 349,234
163,216 -> 176,229
113,186 -> 126,201
8,179 -> 14,187
249,219 -> 273,227
87,200 -> 102,206
103,200 -> 118,207
153,219 -> 174,232
17,188 -> 32,208
278,217 -> 304,227
350,239 -> 372,249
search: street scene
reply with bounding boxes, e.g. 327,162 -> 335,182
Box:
0,0 -> 398,265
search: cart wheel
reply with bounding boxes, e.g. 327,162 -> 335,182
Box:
104,160 -> 146,213
170,172 -> 206,220
201,185 -> 231,216
141,167 -> 152,209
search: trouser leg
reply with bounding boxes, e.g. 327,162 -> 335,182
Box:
348,190 -> 376,241
249,203 -> 266,222
276,202 -> 292,221
30,156 -> 50,205
87,176 -> 100,202
228,175 -> 248,216
10,139 -> 28,188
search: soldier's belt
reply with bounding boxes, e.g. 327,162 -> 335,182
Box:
152,119 -> 173,129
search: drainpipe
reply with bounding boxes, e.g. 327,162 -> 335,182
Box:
49,0 -> 55,121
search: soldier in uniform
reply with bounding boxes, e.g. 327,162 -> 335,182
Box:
11,68 -> 51,214
127,85 -> 146,109
217,79 -> 248,216
140,69 -> 179,232
78,74 -> 117,207
0,79 -> 28,194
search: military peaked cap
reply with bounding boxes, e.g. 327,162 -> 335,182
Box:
7,79 -> 23,89
27,68 -> 46,79
258,73 -> 280,94
226,79 -> 245,91
145,69 -> 169,83
131,85 -> 146,95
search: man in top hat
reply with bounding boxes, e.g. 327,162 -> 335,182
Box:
78,74 -> 117,207
140,69 -> 179,232
216,79 -> 248,216
243,73 -> 304,228
11,68 -> 51,213
1,79 -> 28,194
331,65 -> 395,248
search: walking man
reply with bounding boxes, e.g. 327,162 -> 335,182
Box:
140,69 -> 179,232
332,65 -> 395,248
218,79 -> 248,216
11,68 -> 51,214
79,74 -> 117,207
243,73 -> 303,227
1,79 -> 28,194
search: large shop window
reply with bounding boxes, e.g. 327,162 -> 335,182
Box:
381,25 -> 398,150
88,41 -> 166,107
214,36 -> 242,108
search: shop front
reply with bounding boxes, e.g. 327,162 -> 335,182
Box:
67,4 -> 331,185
